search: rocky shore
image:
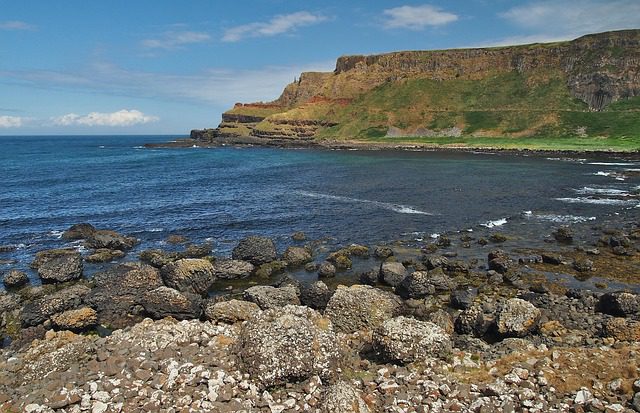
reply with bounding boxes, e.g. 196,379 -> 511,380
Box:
1,221 -> 640,412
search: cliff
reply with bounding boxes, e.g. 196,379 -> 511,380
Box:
194,30 -> 640,144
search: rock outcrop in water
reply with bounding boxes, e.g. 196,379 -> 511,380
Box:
192,30 -> 640,144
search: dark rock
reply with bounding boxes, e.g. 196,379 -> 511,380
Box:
166,234 -> 188,244
85,249 -> 125,263
518,255 -> 543,265
598,291 -> 640,316
489,233 -> 508,243
212,259 -> 255,280
450,288 -> 477,310
573,258 -> 594,272
141,286 -> 202,320
423,256 -> 449,270
455,305 -> 492,337
358,269 -> 378,285
542,253 -> 563,265
379,261 -> 408,287
33,249 -> 83,283
86,230 -> 137,251
62,223 -> 97,241
396,268 -> 456,299
291,231 -> 306,241
435,236 -> 451,247
318,261 -> 336,278
304,261 -> 319,272
300,281 -> 332,311
283,246 -> 312,267
232,236 -> 278,265
243,285 -> 300,309
255,260 -> 287,278
373,316 -> 452,363
139,249 -> 178,268
2,270 -> 29,289
160,258 -> 215,296
374,246 -> 394,259
553,226 -> 574,243
21,284 -> 90,327
444,260 -> 470,274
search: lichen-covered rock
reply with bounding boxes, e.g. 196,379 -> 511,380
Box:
599,291 -> 639,316
86,229 -> 137,251
255,260 -> 287,278
61,223 -> 96,240
320,381 -> 371,413
231,236 -> 277,265
300,281 -> 332,311
204,299 -> 260,324
495,298 -> 541,338
212,259 -> 255,280
32,249 -> 83,283
50,307 -> 97,331
283,246 -> 313,267
243,285 -> 300,309
379,261 -> 408,287
325,284 -> 403,333
21,284 -> 90,327
2,270 -> 29,288
318,261 -> 336,278
85,248 -> 125,263
396,268 -> 456,299
160,258 -> 215,296
602,317 -> 640,341
373,316 -> 452,363
141,286 -> 202,320
239,305 -> 343,388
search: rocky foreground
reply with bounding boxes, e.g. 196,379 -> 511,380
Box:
1,223 -> 640,412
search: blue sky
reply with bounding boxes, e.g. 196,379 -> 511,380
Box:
1,0 -> 639,135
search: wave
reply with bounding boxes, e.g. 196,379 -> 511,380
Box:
295,191 -> 434,215
546,157 -> 586,163
133,146 -> 145,149
587,162 -> 638,166
532,214 -> 596,223
481,218 -> 507,228
555,197 -> 639,206
48,230 -> 64,239
574,187 -> 629,196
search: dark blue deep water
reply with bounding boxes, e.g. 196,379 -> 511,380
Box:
1,135 -> 639,282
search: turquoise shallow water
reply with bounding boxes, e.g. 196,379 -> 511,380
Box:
1,135 -> 639,280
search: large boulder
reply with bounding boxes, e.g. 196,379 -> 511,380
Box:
300,281 -> 332,311
160,258 -> 215,296
454,305 -> 492,337
598,291 -> 639,316
232,236 -> 277,265
50,307 -> 98,331
320,381 -> 371,413
243,285 -> 300,310
283,246 -> 313,267
238,305 -> 343,388
602,317 -> 640,341
141,286 -> 202,320
495,298 -> 541,338
62,223 -> 96,240
204,299 -> 260,324
396,268 -> 456,299
21,284 -> 91,327
212,259 -> 255,280
2,270 -> 29,288
32,249 -> 83,283
488,250 -> 512,274
379,261 -> 408,287
86,230 -> 137,251
325,285 -> 403,333
373,316 -> 452,363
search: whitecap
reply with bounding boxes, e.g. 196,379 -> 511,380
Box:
430,233 -> 440,239
48,230 -> 64,239
594,171 -> 613,177
295,191 -> 434,215
147,228 -> 164,232
133,146 -> 145,149
521,210 -> 533,217
574,187 -> 629,196
588,162 -> 638,166
481,218 -> 508,228
534,214 -> 596,223
555,197 -> 639,206
99,145 -> 105,149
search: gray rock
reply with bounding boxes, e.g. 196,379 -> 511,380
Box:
211,259 -> 255,279
291,231 -> 306,241
33,249 -> 83,283
21,284 -> 91,327
86,230 -> 137,250
85,248 -> 125,263
454,305 -> 491,337
552,226 -> 573,243
599,291 -> 639,316
573,258 -> 594,272
300,281 -> 332,311
204,299 -> 260,324
141,286 -> 202,320
374,246 -> 394,259
632,392 -> 640,412
318,261 -> 336,278
541,253 -> 563,265
62,223 -> 96,240
373,316 -> 452,363
379,261 -> 408,287
320,381 -> 370,413
160,258 -> 215,296
396,268 -> 456,299
243,285 -> 300,310
495,298 -> 541,338
325,284 -> 403,333
283,246 -> 312,267
232,236 -> 278,265
450,288 -> 477,310
488,250 -> 511,274
423,256 -> 449,270
2,270 -> 29,288
239,305 -> 343,388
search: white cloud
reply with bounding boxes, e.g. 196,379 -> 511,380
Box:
52,110 -> 158,127
222,11 -> 326,42
0,115 -> 22,128
141,31 -> 211,49
501,0 -> 640,38
382,5 -> 458,30
0,20 -> 35,31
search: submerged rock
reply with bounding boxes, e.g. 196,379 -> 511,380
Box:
238,305 -> 343,388
374,246 -> 394,259
85,248 -> 125,263
160,258 -> 215,296
553,226 -> 574,243
232,236 -> 278,265
373,316 -> 452,363
318,261 -> 336,278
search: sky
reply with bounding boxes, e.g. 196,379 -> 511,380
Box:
1,0 -> 639,135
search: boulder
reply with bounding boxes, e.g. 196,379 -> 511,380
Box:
542,253 -> 563,265
300,281 -> 332,311
374,246 -> 394,259
32,249 -> 83,283
166,234 -> 188,244
86,230 -> 137,251
573,258 -> 594,272
160,258 -> 215,296
85,249 -> 125,263
2,270 -> 29,288
396,268 -> 456,299
488,250 -> 511,274
21,284 -> 91,327
141,286 -> 202,320
373,316 -> 452,363
204,299 -> 260,324
598,291 -> 639,316
238,305 -> 343,388
211,259 -> 254,280
450,288 -> 478,310
454,305 -> 492,337
255,260 -> 287,278
553,226 -> 574,243
428,309 -> 454,335
62,223 -> 96,240
243,285 -> 300,310
325,285 -> 403,333
495,298 -> 541,338
358,269 -> 378,285
423,256 -> 449,270
602,317 -> 640,341
232,236 -> 277,265
51,307 -> 97,331
291,231 -> 306,241
283,246 -> 313,267
379,261 -> 408,287
320,381 -> 370,413
318,261 -> 336,278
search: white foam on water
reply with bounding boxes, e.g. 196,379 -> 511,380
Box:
99,145 -> 105,148
147,228 -> 164,232
555,197 -> 639,206
430,233 -> 440,239
574,187 -> 629,196
534,214 -> 597,223
588,162 -> 638,166
48,230 -> 64,239
594,171 -> 613,177
546,157 -> 586,163
481,218 -> 508,228
296,191 -> 434,215
133,146 -> 145,149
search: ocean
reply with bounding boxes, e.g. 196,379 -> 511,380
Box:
1,135 -> 639,283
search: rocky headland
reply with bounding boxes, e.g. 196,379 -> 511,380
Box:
1,218 -> 640,412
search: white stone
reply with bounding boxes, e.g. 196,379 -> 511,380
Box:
91,401 -> 108,413
574,388 -> 593,404
92,391 -> 110,402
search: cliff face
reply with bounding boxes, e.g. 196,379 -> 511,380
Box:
196,30 -> 640,143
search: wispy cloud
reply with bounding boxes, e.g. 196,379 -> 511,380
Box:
500,0 -> 640,39
0,20 -> 36,31
141,31 -> 211,50
52,110 -> 158,127
382,5 -> 458,30
222,11 -> 326,42
0,115 -> 23,128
